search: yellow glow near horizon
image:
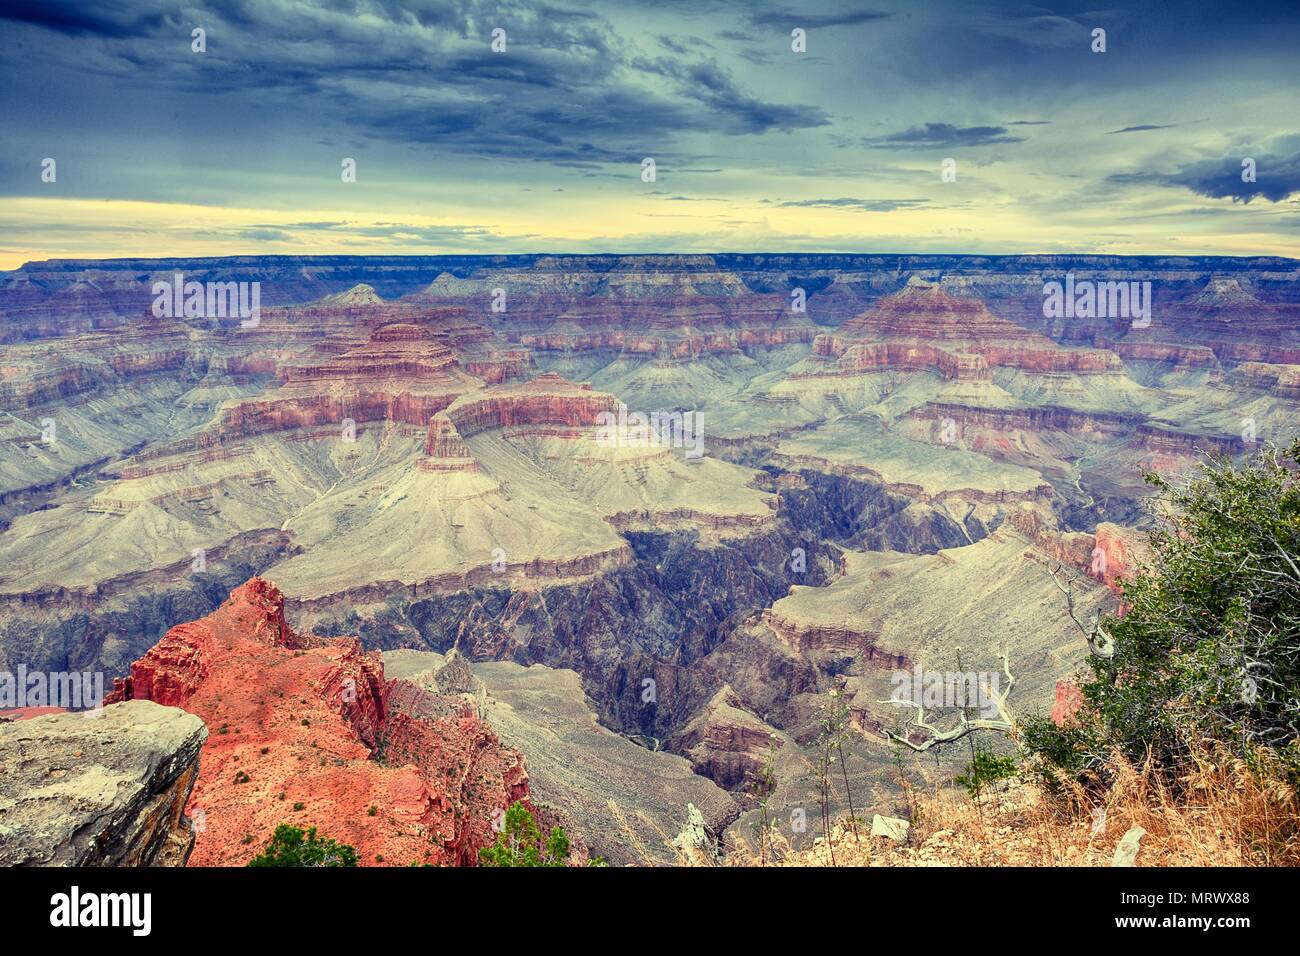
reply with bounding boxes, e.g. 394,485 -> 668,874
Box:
2,195 -> 1297,270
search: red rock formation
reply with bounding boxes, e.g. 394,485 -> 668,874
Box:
904,401 -> 1243,462
802,341 -> 969,380
1006,511 -> 1144,598
117,445 -> 253,480
1051,680 -> 1085,727
286,543 -> 634,615
220,389 -> 461,435
1098,338 -> 1220,369
760,607 -> 908,664
807,280 -> 1120,379
668,686 -> 786,790
1223,362 -> 1300,399
423,414 -> 472,459
106,578 -> 534,866
1091,522 -> 1145,594
905,402 -> 1133,439
441,372 -> 618,438
1135,423 -> 1242,458
419,414 -> 479,472
210,313 -> 538,439
1210,342 -> 1300,366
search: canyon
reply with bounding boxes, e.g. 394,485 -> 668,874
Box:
0,253 -> 1296,864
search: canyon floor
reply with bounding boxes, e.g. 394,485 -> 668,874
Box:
1,253 -> 1296,864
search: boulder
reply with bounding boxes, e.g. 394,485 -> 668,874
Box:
0,700 -> 207,866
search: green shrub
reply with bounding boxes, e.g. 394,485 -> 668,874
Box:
247,824 -> 358,867
1026,440 -> 1300,784
478,802 -> 573,867
954,747 -> 1018,798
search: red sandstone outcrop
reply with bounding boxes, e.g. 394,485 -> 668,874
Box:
440,372 -> 619,438
1051,679 -> 1085,727
805,279 -> 1120,380
106,578 -> 535,866
1091,522 -> 1145,594
1005,511 -> 1145,597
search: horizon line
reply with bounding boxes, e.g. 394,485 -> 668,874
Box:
8,251 -> 1300,271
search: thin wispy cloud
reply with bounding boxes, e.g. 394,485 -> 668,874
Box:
777,198 -> 930,211
1107,125 -> 1177,135
864,123 -> 1026,149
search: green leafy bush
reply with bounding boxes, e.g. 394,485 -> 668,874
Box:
954,747 -> 1018,798
1025,440 -> 1300,784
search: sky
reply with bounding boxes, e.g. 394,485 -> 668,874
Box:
1,0 -> 1298,269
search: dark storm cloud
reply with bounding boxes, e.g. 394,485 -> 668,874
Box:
777,198 -> 929,211
631,55 -> 831,133
657,34 -> 714,54
865,123 -> 1025,150
0,0 -> 829,176
1109,142 -> 1300,203
0,0 -> 171,38
2,0 -> 1298,258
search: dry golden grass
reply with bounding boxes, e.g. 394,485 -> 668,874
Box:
729,747 -> 1300,867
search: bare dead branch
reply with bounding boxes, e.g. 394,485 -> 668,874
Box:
877,650 -> 1018,753
1049,563 -> 1115,659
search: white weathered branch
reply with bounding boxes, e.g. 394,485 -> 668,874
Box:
1050,564 -> 1114,658
877,651 -> 1017,752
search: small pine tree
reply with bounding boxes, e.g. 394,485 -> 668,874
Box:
478,802 -> 573,867
247,824 -> 358,867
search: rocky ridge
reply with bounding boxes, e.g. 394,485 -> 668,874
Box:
105,578 -> 538,866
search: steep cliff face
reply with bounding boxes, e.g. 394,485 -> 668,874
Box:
0,700 -> 207,866
318,522 -> 832,749
1091,522 -> 1146,594
107,578 -> 535,866
1005,511 -> 1145,597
